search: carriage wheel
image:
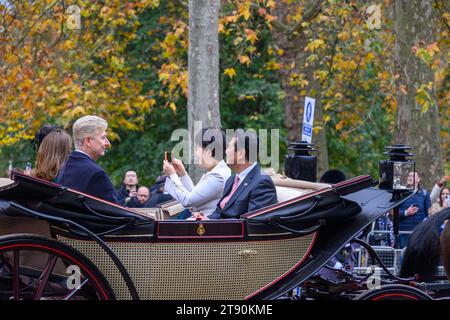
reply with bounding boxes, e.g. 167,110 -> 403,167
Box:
354,284 -> 433,300
0,234 -> 115,300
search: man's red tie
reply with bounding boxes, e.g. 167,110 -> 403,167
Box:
219,175 -> 240,209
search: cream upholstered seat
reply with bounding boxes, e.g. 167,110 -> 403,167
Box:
262,169 -> 330,203
275,186 -> 305,202
0,178 -> 14,188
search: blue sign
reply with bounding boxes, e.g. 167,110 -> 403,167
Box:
301,97 -> 316,143
303,124 -> 312,135
306,102 -> 312,123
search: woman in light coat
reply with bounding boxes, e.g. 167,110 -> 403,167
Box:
163,128 -> 231,217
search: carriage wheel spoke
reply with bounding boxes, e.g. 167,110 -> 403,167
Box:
33,255 -> 58,300
13,250 -> 20,300
63,278 -> 89,300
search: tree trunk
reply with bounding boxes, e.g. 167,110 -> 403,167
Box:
188,0 -> 221,182
394,0 -> 443,190
271,0 -> 329,178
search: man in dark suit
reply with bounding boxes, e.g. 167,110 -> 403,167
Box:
56,115 -> 117,203
194,129 -> 277,219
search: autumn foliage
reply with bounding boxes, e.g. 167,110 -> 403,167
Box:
0,0 -> 448,184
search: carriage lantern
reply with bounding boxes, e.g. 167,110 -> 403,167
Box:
379,144 -> 415,249
379,144 -> 415,192
284,141 -> 317,182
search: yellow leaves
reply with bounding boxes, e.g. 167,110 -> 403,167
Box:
100,6 -> 112,19
238,2 -> 252,21
337,31 -> 349,41
265,60 -> 280,70
305,39 -> 325,52
314,70 -> 329,82
415,82 -> 434,113
224,68 -> 237,79
234,36 -> 243,46
63,40 -> 76,50
266,0 -> 276,9
366,52 -> 374,61
159,72 -> 170,82
238,95 -> 256,101
239,55 -> 251,66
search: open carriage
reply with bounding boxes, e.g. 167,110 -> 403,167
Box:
0,166 -> 447,300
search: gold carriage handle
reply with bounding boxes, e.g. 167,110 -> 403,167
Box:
238,249 -> 258,256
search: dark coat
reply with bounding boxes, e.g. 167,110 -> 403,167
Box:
398,188 -> 431,231
209,164 -> 278,219
116,185 -> 139,206
56,151 -> 118,203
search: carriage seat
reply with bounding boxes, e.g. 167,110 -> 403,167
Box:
263,170 -> 330,203
0,178 -> 14,189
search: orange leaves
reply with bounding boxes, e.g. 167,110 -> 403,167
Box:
412,42 -> 441,68
244,28 -> 258,44
239,55 -> 251,66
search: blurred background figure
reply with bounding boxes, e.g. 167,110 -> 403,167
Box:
319,169 -> 346,184
429,187 -> 450,215
116,170 -> 140,206
32,124 -> 60,152
430,175 -> 448,204
128,186 -> 151,208
148,174 -> 173,207
398,170 -> 431,248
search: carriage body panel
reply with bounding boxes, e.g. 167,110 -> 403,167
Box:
0,171 -> 417,300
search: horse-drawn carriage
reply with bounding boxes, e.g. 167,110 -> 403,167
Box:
0,151 -> 448,300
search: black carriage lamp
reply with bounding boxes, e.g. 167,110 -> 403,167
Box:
379,144 -> 415,249
284,141 -> 317,182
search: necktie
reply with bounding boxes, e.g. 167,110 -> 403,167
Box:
219,175 -> 240,209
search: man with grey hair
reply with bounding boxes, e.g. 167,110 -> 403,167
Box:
56,115 -> 118,203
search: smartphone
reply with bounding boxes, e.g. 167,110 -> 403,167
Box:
165,151 -> 172,163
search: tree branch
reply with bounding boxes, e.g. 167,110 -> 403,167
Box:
270,0 -> 325,37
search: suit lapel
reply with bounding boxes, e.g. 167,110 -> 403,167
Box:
222,164 -> 260,211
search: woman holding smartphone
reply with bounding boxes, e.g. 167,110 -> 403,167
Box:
429,187 -> 450,215
162,128 -> 231,218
